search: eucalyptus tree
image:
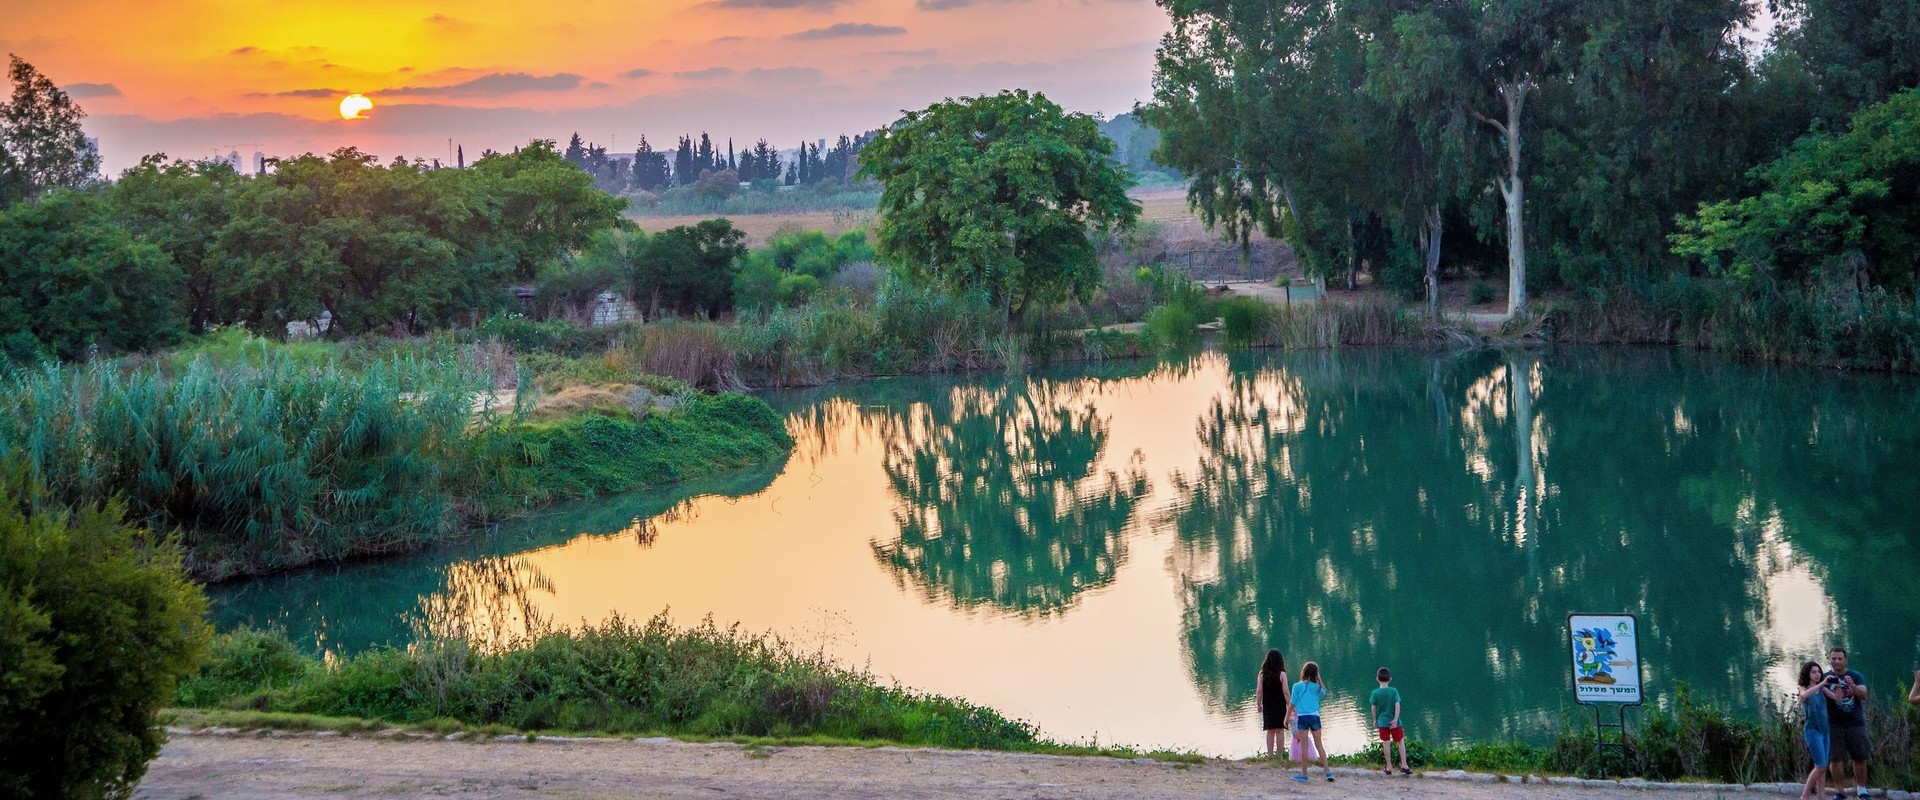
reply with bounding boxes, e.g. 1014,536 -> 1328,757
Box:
1143,0 -> 1376,284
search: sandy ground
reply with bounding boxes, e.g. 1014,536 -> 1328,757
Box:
136,731 -> 1777,800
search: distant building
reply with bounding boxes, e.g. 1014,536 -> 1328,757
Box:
254,151 -> 266,175
226,150 -> 243,172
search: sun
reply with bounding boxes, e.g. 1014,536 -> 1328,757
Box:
339,94 -> 373,120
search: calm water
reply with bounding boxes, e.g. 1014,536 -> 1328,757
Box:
214,349 -> 1920,757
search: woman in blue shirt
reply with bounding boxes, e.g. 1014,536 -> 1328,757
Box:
1290,661 -> 1332,783
1798,660 -> 1844,800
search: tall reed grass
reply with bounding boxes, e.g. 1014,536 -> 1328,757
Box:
1548,278 -> 1920,372
0,353 -> 481,580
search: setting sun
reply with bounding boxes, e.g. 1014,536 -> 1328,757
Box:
338,94 -> 373,120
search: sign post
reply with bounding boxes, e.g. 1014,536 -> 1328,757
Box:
1568,614 -> 1643,761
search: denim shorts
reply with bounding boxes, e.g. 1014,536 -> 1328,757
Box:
1295,714 -> 1322,732
1805,728 -> 1830,768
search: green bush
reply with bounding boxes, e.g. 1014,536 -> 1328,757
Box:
1146,302 -> 1201,347
1469,280 -> 1497,306
0,495 -> 210,800
1219,296 -> 1274,346
476,316 -> 631,358
182,617 -> 1038,750
175,628 -> 313,709
480,392 -> 793,505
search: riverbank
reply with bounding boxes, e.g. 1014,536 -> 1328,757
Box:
140,727 -> 1916,800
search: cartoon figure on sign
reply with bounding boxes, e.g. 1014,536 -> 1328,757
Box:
1574,627 -> 1618,685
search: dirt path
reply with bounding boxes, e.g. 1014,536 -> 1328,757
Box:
136,731 -> 1785,800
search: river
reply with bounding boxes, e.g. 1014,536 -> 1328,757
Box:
212,348 -> 1920,757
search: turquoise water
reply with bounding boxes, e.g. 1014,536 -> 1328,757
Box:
213,348 -> 1920,756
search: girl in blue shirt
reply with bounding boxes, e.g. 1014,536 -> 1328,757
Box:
1290,661 -> 1332,783
1798,660 -> 1844,800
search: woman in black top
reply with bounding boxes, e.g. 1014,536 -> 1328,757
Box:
1255,649 -> 1293,758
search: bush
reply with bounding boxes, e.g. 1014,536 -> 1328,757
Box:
479,392 -> 792,505
1146,302 -> 1201,347
0,495 -> 210,799
181,617 -> 1039,750
1218,296 -> 1274,346
175,628 -> 313,709
1469,280 -> 1497,306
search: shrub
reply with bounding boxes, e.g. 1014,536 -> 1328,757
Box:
1218,296 -> 1274,346
1146,302 -> 1201,347
632,321 -> 740,391
0,495 -> 210,800
1469,280 -> 1497,306
183,617 -> 1039,750
175,628 -> 313,709
480,392 -> 792,505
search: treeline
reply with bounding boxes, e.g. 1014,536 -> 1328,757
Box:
560,129 -> 873,196
0,141 -> 623,359
1144,0 -> 1920,330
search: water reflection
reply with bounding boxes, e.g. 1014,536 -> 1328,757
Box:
211,349 -> 1920,755
875,381 -> 1151,617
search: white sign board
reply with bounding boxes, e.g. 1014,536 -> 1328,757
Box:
1569,614 -> 1642,704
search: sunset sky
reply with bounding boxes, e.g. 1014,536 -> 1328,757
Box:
8,0 -> 1172,174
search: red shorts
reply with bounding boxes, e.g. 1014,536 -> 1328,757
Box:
1378,726 -> 1404,742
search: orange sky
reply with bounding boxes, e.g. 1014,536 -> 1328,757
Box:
7,0 -> 1172,172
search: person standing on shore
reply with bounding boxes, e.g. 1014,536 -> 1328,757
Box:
1798,661 -> 1843,800
1825,647 -> 1871,799
1371,667 -> 1410,776
1255,650 -> 1293,759
1289,662 -> 1332,783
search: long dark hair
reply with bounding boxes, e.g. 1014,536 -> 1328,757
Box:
1302,661 -> 1321,685
1261,649 -> 1286,685
1798,660 -> 1825,688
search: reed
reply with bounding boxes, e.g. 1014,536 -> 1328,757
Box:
0,353 -> 481,581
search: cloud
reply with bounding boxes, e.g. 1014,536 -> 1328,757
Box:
424,14 -> 461,25
675,67 -> 736,80
230,46 -> 261,56
915,0 -> 1022,8
784,23 -> 907,41
587,81 -> 612,89
876,49 -> 939,58
743,67 -> 824,83
262,88 -> 350,98
705,0 -> 848,9
381,72 -> 585,97
621,68 -> 658,79
65,83 -> 121,98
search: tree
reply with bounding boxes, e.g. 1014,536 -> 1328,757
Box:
108,156 -> 242,334
1672,87 -> 1920,294
0,191 -> 181,359
633,135 -> 671,192
861,90 -> 1138,324
673,136 -> 696,187
465,140 -> 627,283
1415,0 -> 1587,319
633,219 -> 746,318
1,55 -> 100,203
0,492 -> 210,800
1777,0 -> 1920,125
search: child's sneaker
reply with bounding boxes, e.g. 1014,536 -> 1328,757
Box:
1291,774 -> 1309,783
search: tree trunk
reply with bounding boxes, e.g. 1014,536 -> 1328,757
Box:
1419,204 -> 1443,320
1498,79 -> 1530,321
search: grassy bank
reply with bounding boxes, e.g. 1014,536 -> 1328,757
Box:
0,338 -> 794,581
179,619 -> 1040,752
1329,685 -> 1920,790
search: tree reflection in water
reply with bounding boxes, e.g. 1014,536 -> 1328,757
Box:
874,378 -> 1150,617
1164,350 -> 1783,743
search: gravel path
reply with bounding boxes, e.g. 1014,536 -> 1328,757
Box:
134,730 -> 1802,800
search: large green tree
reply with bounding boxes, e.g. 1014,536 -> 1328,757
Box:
1672,88 -> 1920,294
861,90 -> 1137,324
0,55 -> 99,204
108,157 -> 242,334
0,191 -> 181,359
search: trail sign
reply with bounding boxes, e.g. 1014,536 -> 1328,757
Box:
1568,614 -> 1643,705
